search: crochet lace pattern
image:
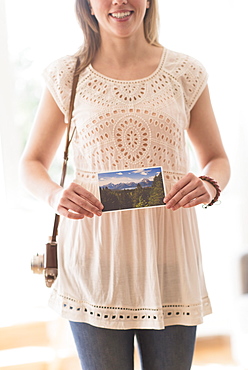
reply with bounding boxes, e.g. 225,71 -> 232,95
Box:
44,48 -> 207,179
44,48 -> 210,329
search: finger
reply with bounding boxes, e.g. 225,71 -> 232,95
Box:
57,205 -> 85,220
183,194 -> 208,209
58,197 -> 96,218
164,177 -> 192,204
170,192 -> 207,210
73,184 -> 104,210
181,188 -> 213,208
63,186 -> 103,216
164,175 -> 206,209
73,195 -> 103,216
167,184 -> 205,208
165,184 -> 197,209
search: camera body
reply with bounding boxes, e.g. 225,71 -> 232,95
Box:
31,242 -> 58,288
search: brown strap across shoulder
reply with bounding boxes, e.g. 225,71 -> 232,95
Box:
51,57 -> 80,242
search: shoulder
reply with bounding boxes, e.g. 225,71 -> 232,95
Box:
162,48 -> 208,111
42,55 -> 78,122
163,48 -> 207,79
43,55 -> 78,84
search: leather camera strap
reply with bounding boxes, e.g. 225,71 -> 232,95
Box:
51,57 -> 80,242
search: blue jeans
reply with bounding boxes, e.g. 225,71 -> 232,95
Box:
69,322 -> 196,370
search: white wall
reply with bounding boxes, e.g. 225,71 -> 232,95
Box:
0,0 -> 20,201
1,0 -> 248,338
158,0 -> 248,336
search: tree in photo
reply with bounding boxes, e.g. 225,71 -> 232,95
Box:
118,189 -> 133,209
132,183 -> 143,207
135,195 -> 149,208
148,172 -> 165,206
100,187 -> 120,211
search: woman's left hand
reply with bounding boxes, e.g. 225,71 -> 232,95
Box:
163,172 -> 215,211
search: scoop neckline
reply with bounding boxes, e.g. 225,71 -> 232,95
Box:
88,47 -> 167,83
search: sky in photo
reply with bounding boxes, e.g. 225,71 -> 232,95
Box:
98,167 -> 162,186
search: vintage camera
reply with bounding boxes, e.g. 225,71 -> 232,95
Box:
31,242 -> 58,288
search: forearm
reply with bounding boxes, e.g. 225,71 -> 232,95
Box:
19,159 -> 62,208
200,156 -> 231,195
20,159 -> 104,219
164,156 -> 230,210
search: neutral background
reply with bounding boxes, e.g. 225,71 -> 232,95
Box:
0,0 -> 248,366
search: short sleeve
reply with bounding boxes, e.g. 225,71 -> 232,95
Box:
42,55 -> 77,123
180,56 -> 208,112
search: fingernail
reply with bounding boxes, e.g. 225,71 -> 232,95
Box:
97,211 -> 102,216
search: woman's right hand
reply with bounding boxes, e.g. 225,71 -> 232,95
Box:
51,182 -> 104,220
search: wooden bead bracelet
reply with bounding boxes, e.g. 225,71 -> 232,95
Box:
199,175 -> 221,208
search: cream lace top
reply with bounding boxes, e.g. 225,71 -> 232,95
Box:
43,47 -> 212,329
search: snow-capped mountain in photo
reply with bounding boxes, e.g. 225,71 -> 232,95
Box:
100,178 -> 153,190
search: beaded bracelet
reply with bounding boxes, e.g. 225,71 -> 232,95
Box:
199,175 -> 221,208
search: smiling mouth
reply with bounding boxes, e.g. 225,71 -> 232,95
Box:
110,11 -> 133,19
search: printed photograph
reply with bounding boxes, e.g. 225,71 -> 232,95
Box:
98,167 -> 166,212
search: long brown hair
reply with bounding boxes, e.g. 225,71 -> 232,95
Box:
74,0 -> 160,74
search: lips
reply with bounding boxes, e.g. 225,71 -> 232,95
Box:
109,11 -> 133,19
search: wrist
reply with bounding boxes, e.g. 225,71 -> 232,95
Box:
48,186 -> 64,211
199,175 -> 221,207
203,181 -> 216,199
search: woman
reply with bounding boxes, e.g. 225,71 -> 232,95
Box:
20,0 -> 230,368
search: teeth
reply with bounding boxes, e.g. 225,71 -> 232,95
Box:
111,11 -> 131,19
